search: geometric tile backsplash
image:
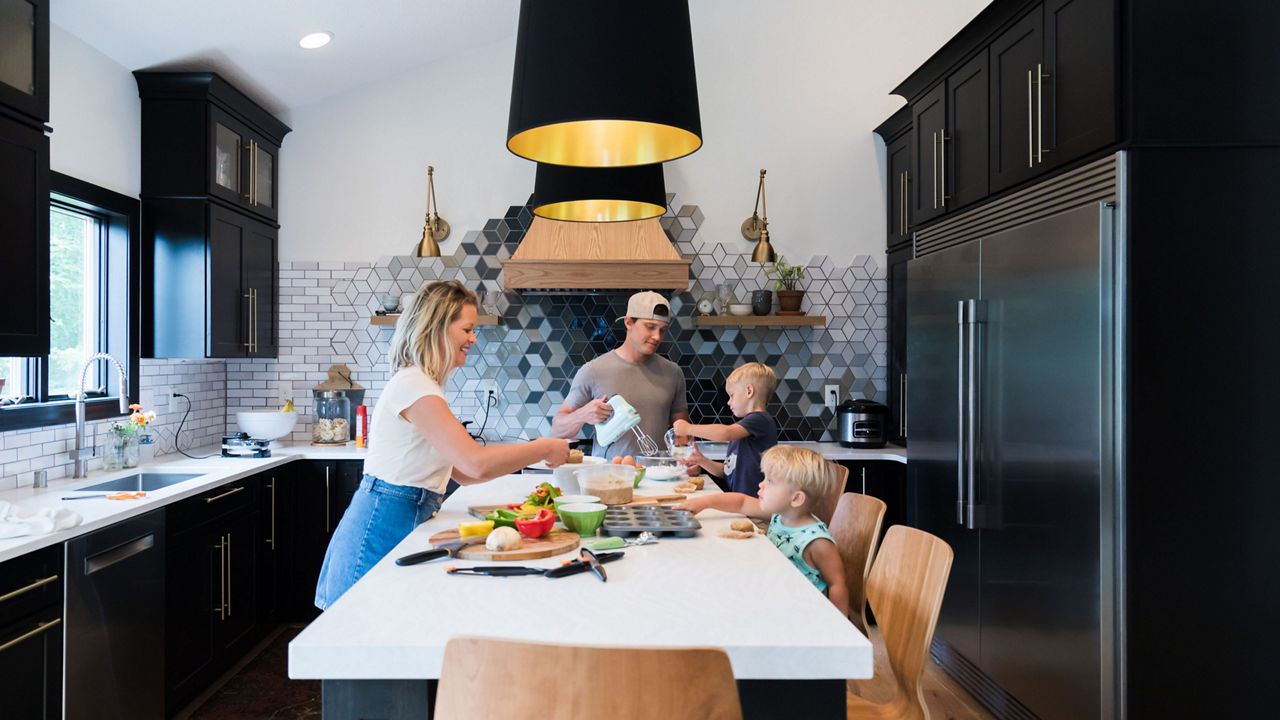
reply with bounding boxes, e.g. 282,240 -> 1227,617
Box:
233,193 -> 888,448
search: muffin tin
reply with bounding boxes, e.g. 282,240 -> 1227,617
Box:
601,506 -> 701,538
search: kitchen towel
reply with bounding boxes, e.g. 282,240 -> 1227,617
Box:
0,501 -> 83,538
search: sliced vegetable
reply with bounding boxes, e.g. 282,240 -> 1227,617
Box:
524,481 -> 562,508
458,520 -> 494,537
484,508 -> 525,529
515,507 -> 555,539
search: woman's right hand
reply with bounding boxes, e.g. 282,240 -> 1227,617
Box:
538,437 -> 572,468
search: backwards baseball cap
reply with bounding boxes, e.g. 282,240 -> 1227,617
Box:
620,291 -> 672,324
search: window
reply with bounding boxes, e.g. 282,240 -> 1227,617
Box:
0,173 -> 139,431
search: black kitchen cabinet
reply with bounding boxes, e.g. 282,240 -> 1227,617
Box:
135,72 -> 288,223
146,199 -> 278,359
0,0 -> 48,124
165,476 -> 262,715
287,460 -> 364,620
991,0 -> 1115,192
876,106 -> 913,250
0,111 -> 49,356
912,51 -> 989,225
256,465 -> 288,623
886,248 -> 909,446
0,544 -> 62,720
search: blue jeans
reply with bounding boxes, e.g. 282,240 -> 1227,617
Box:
314,474 -> 458,610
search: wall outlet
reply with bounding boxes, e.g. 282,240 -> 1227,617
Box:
160,386 -> 175,413
824,385 -> 840,413
479,380 -> 500,407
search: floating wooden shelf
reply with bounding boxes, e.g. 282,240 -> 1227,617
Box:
370,314 -> 499,326
693,315 -> 827,327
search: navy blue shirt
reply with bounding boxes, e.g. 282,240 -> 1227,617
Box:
722,411 -> 778,497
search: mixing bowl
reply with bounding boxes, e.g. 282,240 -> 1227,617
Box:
558,502 -> 607,536
235,410 -> 297,445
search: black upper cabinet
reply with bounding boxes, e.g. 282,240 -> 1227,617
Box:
0,115 -> 49,356
913,52 -> 990,224
0,0 -> 48,125
209,204 -> 277,359
911,83 -> 947,226
875,105 -> 912,250
135,72 -> 289,223
989,8 -> 1044,192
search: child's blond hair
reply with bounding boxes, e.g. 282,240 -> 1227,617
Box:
760,445 -> 839,508
726,362 -> 777,399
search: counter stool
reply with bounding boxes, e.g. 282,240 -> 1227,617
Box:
829,491 -> 887,634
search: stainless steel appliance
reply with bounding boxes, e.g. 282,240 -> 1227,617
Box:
836,399 -> 887,448
65,510 -> 165,720
908,158 -> 1117,720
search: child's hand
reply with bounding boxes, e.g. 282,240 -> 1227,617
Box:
680,439 -> 707,469
672,419 -> 691,438
674,494 -> 710,514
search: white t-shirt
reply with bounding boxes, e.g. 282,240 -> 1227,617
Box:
362,366 -> 453,493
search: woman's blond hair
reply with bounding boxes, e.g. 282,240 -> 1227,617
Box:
387,280 -> 478,384
727,362 -> 777,399
760,445 -> 839,508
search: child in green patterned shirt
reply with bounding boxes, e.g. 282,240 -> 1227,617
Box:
676,444 -> 847,615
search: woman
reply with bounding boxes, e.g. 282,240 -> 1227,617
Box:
315,280 -> 569,609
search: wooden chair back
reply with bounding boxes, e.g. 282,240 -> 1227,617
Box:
848,525 -> 953,720
814,461 -> 851,525
827,491 -> 887,633
434,636 -> 743,720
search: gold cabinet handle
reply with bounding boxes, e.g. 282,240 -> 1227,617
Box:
204,485 -> 245,504
215,536 -> 226,620
251,288 -> 258,353
1037,63 -> 1050,164
0,618 -> 61,653
324,466 -> 332,534
940,131 -> 950,204
250,140 -> 257,205
243,290 -> 253,350
226,532 -> 232,617
0,574 -> 58,604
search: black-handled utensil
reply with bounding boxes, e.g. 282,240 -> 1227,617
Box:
449,551 -> 625,579
395,536 -> 485,566
579,547 -> 608,582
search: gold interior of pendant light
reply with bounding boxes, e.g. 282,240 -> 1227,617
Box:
508,120 -> 702,168
742,169 -> 775,263
415,166 -> 451,257
535,198 -> 666,223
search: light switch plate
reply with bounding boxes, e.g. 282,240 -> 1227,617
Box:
824,385 -> 840,412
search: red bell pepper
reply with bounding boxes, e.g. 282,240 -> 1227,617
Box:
515,507 -> 555,539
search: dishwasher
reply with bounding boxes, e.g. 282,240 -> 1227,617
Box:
65,509 -> 165,720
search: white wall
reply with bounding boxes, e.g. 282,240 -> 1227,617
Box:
279,0 -> 989,265
48,24 -> 140,197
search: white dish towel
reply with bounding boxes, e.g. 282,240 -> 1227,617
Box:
0,501 -> 83,539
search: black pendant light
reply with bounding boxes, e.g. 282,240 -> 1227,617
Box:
508,0 -> 702,168
533,163 -> 666,222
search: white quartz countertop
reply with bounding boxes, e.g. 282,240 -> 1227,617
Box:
0,441 -> 903,564
287,473 -> 873,681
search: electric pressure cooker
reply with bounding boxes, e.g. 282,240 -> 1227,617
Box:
837,398 -> 888,448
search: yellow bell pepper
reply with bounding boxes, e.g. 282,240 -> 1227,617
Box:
457,520 -> 494,538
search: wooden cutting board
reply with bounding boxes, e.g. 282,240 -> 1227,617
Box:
428,529 -> 580,561
467,494 -> 685,520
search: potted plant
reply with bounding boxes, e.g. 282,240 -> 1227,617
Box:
103,403 -> 156,470
765,256 -> 806,314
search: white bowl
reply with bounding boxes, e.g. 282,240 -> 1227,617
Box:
728,303 -> 752,316
236,409 -> 297,442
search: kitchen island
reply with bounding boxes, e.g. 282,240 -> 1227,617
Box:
288,473 -> 873,720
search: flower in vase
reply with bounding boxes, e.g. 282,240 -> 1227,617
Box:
114,403 -> 157,437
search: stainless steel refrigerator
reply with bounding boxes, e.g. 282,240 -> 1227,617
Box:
907,156 -> 1119,720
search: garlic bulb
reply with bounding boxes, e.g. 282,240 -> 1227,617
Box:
485,525 -> 523,552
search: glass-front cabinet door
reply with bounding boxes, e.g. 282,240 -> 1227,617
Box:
0,0 -> 48,122
251,140 -> 275,214
207,107 -> 278,221
213,121 -> 243,197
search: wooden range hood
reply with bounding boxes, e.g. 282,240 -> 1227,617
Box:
501,216 -> 692,291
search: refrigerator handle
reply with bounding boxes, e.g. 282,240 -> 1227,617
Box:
956,300 -> 967,525
966,299 -> 987,530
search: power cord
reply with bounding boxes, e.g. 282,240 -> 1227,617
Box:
173,392 -> 218,459
469,389 -> 497,446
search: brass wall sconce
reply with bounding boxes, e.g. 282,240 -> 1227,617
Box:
741,169 -> 775,263
415,166 -> 451,258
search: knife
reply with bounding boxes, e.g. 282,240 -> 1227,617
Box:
449,551 -> 625,579
395,536 -> 486,566
578,547 -> 608,582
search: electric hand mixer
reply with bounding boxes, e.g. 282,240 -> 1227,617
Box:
593,395 -> 660,455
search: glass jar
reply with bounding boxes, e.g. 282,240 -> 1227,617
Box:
103,431 -> 140,470
313,391 -> 352,444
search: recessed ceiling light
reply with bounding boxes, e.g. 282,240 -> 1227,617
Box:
299,32 -> 333,50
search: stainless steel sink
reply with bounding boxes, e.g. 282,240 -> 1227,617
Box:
79,472 -> 204,492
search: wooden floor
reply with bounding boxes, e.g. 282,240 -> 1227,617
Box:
848,627 -> 998,720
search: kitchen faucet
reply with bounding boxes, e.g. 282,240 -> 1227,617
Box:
71,353 -> 129,478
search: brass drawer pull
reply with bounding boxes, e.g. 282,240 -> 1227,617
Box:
204,486 -> 246,503
0,574 -> 58,604
0,618 -> 61,653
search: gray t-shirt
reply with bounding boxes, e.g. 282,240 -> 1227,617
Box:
564,350 -> 688,459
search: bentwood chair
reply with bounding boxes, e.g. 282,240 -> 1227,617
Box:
815,461 -> 851,526
828,491 -> 887,633
846,525 -> 953,720
434,636 -> 743,720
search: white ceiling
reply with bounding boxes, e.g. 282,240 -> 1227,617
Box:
52,0 -> 519,115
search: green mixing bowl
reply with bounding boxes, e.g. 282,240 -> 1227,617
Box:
557,502 -> 607,537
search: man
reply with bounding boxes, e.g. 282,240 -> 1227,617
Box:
552,291 -> 689,459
